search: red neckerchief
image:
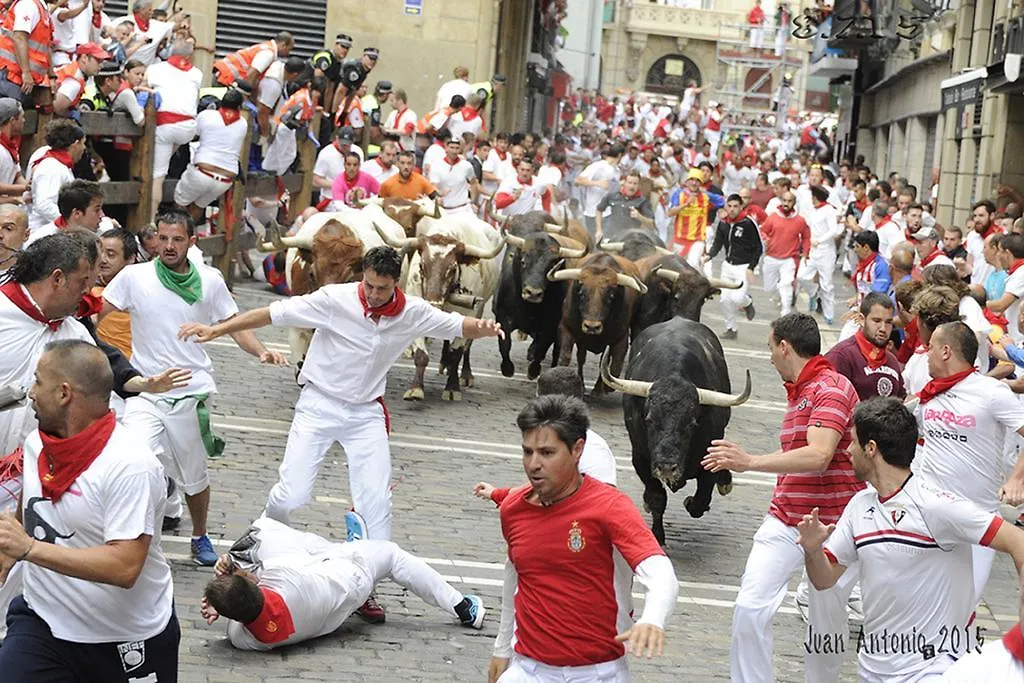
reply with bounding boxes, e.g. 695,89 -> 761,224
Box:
39,410 -> 116,503
375,157 -> 390,170
854,330 -> 887,369
244,587 -> 296,645
979,223 -> 1000,241
461,107 -> 479,122
853,252 -> 878,281
1010,258 -> 1024,275
874,214 -> 892,229
358,281 -> 406,318
133,12 -> 150,32
896,318 -> 919,365
984,307 -> 1009,332
167,55 -> 193,72
442,155 -> 460,167
0,133 -> 19,164
54,216 -> 68,230
1003,624 -> 1024,662
218,107 -> 241,126
620,189 -> 638,199
918,367 -> 976,404
31,148 -> 73,171
784,355 -> 834,402
494,148 -> 507,161
854,198 -> 869,212
332,140 -> 346,154
1,282 -> 61,331
92,8 -> 102,28
920,248 -> 944,267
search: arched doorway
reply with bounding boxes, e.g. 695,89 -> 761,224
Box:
644,55 -> 701,97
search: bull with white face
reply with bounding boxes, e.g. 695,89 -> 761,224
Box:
375,212 -> 503,401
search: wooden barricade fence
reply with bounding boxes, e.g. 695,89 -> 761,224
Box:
19,105 -> 320,289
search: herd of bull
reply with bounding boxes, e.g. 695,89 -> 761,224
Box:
257,201 -> 754,543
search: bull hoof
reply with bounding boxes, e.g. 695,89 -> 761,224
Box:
403,387 -> 424,401
442,390 -> 462,402
514,330 -> 529,342
717,483 -> 734,496
437,364 -> 445,376
527,361 -> 542,380
500,360 -> 515,377
683,496 -> 708,519
461,375 -> 474,387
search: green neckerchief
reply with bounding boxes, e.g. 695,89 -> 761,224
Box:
154,257 -> 202,305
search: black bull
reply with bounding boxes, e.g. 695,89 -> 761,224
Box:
602,317 -> 751,545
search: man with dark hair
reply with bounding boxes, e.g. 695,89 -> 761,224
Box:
943,225 -> 968,262
797,183 -> 843,325
968,199 -> 1002,285
799,397 -> 1024,681
330,151 -> 381,209
179,245 -> 502,621
706,193 -> 760,339
825,292 -> 905,401
428,138 -> 477,213
575,144 -> 624,237
912,320 -> 1024,606
0,340 -> 180,681
93,228 -> 138,359
988,232 -> 1024,344
28,120 -> 86,233
760,190 -> 809,315
100,209 -> 285,566
25,180 -> 104,247
847,231 -> 891,336
593,170 -> 654,242
703,313 -> 861,682
379,150 -> 437,201
199,514 -> 484,651
902,285 -> 960,395
489,395 -> 677,682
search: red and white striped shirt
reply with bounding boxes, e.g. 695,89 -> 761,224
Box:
769,365 -> 862,526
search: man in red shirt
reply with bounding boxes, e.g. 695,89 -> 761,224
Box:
702,313 -> 862,683
489,395 -> 678,683
760,191 -> 810,316
825,291 -> 906,401
748,0 -> 766,50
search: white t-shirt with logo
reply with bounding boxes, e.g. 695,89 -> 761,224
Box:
21,424 -> 173,642
102,260 -> 238,398
914,372 -> 1024,512
824,475 -> 1002,680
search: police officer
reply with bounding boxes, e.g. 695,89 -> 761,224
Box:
312,33 -> 351,122
469,73 -> 505,121
333,46 -> 378,127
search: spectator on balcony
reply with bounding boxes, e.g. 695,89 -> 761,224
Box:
775,1 -> 792,56
748,0 -> 766,50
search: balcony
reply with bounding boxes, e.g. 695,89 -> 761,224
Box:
625,1 -> 746,42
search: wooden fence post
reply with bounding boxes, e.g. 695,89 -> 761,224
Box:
125,99 -> 156,229
287,111 -> 321,225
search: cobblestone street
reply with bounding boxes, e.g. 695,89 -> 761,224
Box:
166,262 -> 1022,682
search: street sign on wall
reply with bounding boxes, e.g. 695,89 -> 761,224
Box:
405,0 -> 423,15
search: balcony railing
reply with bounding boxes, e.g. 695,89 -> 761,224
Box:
626,1 -> 747,41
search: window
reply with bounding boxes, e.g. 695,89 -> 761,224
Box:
216,0 -> 327,60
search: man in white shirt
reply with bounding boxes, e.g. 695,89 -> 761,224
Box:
200,514 -> 485,650
722,156 -> 757,197
796,185 -> 842,325
0,340 -> 179,681
178,245 -> 504,621
110,0 -> 182,66
798,396 -> 1024,682
942,624 -> 1024,680
254,57 -> 305,141
433,65 -> 473,113
145,40 -> 202,215
914,321 -> 1024,606
989,233 -> 1024,344
50,0 -> 93,67
100,209 -> 286,566
361,140 -> 399,184
865,199 -> 904,261
25,179 -> 104,247
427,138 -> 478,213
481,132 -> 513,198
28,120 -> 85,234
383,89 -> 417,152
967,200 -> 1002,286
173,88 -> 247,223
574,144 -> 623,237
313,126 -> 362,200
0,98 -> 26,195
447,93 -> 486,142
911,226 -> 955,271
493,158 -> 548,217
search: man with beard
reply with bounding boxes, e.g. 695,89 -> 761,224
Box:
967,200 -> 1003,286
594,171 -> 654,243
825,292 -> 906,401
361,140 -> 399,184
379,150 -> 437,201
99,209 -> 286,566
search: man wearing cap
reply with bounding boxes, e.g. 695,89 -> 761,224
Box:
668,167 -> 725,269
312,33 -> 351,114
85,61 -> 145,129
383,89 -> 418,152
335,48 -> 378,130
53,42 -> 110,117
0,98 -> 28,200
912,226 -> 954,271
314,126 -> 363,199
469,73 -> 505,120
361,80 -> 393,147
174,88 -> 247,223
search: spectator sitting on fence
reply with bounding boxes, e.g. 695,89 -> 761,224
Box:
0,98 -> 28,203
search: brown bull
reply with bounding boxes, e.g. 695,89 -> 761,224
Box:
368,197 -> 441,237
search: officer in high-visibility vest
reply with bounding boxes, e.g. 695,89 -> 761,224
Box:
469,73 -> 505,118
360,80 -> 392,154
312,33 -> 352,114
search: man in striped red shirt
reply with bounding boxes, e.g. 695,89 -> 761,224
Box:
703,313 -> 861,683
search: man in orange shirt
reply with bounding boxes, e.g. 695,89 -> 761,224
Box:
380,150 -> 438,201
93,227 -> 138,359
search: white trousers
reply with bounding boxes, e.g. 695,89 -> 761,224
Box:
797,249 -> 836,320
174,164 -> 232,208
704,128 -> 722,157
731,515 -> 858,683
154,120 -> 196,178
720,261 -> 752,331
763,255 -> 797,315
972,544 -> 995,609
122,394 -> 213,496
498,654 -> 629,683
265,384 -> 393,540
749,27 -> 764,48
263,127 -> 297,176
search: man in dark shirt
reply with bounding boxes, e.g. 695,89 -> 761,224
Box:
943,226 -> 969,262
594,171 -> 655,243
825,292 -> 906,400
705,194 -> 761,339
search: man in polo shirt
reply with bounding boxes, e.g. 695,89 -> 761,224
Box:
799,397 -> 1024,681
428,138 -> 478,214
594,170 -> 655,244
825,292 -> 906,401
380,151 -> 437,201
703,312 -> 861,683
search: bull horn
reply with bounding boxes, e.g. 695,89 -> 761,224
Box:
544,223 -> 566,235
654,266 -> 680,283
696,369 -> 752,407
463,238 -> 504,259
600,352 -> 652,397
616,273 -> 648,294
266,218 -> 312,250
256,241 -> 277,253
372,221 -> 418,250
446,293 -> 483,308
504,234 -> 527,249
655,246 -> 674,255
598,240 -> 624,253
493,213 -> 511,232
547,266 -> 582,282
709,276 -> 743,290
557,244 -> 586,259
432,198 -> 442,218
355,197 -> 384,207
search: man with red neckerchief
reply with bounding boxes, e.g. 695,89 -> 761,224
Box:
179,246 -> 503,623
987,233 -> 1024,344
967,200 -> 1004,286
912,226 -> 954,271
826,292 -> 906,401
0,340 -> 178,682
494,157 -> 551,217
27,120 -> 84,234
913,321 -> 1024,608
703,313 -> 861,683
52,43 -> 109,117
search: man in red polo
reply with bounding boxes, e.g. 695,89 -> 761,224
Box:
825,292 -> 906,401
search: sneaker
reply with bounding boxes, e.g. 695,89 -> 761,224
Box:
191,535 -> 218,566
459,594 -> 486,630
824,316 -> 834,326
356,592 -> 386,623
345,510 -> 368,543
744,301 -> 756,321
721,328 -> 738,340
162,516 -> 181,533
808,294 -> 818,314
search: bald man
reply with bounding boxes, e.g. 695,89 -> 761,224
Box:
0,204 -> 28,273
0,340 -> 178,682
889,243 -> 915,286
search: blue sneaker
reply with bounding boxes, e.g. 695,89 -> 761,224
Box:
808,294 -> 818,314
459,594 -> 486,629
191,535 -> 218,566
345,510 -> 368,542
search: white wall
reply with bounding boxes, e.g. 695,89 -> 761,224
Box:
558,0 -> 604,89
